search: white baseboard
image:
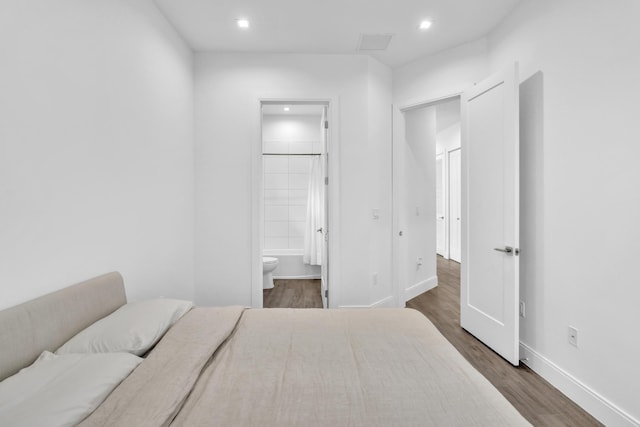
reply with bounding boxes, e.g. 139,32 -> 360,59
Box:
273,275 -> 321,280
520,343 -> 639,427
404,276 -> 438,302
339,295 -> 395,309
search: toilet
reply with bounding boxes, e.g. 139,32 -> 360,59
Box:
262,257 -> 279,289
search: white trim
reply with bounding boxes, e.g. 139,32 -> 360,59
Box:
339,295 -> 395,309
404,276 -> 438,302
436,152 -> 447,257
399,93 -> 462,112
273,275 -> 321,280
391,105 -> 402,307
251,102 -> 264,308
520,343 -> 639,427
326,99 -> 341,308
447,147 -> 462,262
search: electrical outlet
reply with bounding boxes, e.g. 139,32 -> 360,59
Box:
568,326 -> 578,347
372,273 -> 378,286
372,209 -> 380,220
416,257 -> 423,266
519,301 -> 525,318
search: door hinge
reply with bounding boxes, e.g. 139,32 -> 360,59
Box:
324,120 -> 329,129
324,176 -> 328,185
324,290 -> 328,298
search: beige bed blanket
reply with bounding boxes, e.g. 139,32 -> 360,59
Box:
83,308 -> 530,427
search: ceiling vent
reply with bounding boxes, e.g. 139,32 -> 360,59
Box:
357,34 -> 393,51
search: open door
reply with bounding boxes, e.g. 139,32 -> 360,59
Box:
448,148 -> 462,262
321,106 -> 329,308
436,154 -> 446,257
461,63 -> 520,366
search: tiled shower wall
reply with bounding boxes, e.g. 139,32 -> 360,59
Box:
263,142 -> 318,251
263,112 -> 322,251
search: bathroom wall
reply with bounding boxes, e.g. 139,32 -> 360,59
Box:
262,114 -> 322,252
271,255 -> 320,279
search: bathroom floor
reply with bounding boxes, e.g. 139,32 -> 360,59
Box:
263,279 -> 322,308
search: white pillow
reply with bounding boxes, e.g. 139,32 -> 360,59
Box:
56,298 -> 193,356
0,351 -> 141,427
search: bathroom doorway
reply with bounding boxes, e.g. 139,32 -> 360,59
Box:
259,101 -> 331,309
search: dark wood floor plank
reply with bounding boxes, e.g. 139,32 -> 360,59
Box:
263,279 -> 322,308
407,256 -> 602,427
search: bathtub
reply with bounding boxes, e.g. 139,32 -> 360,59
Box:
264,250 -> 321,279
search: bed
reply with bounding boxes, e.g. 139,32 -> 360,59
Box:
0,272 -> 530,426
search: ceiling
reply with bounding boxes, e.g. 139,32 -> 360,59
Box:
154,0 -> 521,68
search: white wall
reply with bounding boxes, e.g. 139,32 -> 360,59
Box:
263,114 -> 323,149
262,114 -> 322,251
392,1 -> 640,424
366,58 -> 394,307
194,53 -> 393,308
272,255 -> 320,279
489,1 -> 640,424
0,0 -> 195,309
436,100 -> 461,154
398,106 -> 438,301
393,38 -> 490,108
436,123 -> 461,155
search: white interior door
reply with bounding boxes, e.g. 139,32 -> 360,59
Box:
321,106 -> 329,308
436,154 -> 446,257
461,64 -> 520,366
448,148 -> 461,262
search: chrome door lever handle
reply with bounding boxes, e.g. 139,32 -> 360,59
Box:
494,246 -> 513,254
317,228 -> 323,233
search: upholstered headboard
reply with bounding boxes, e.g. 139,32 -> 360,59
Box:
0,272 -> 127,381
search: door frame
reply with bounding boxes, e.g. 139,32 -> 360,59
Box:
447,146 -> 462,262
392,93 -> 461,307
252,97 -> 341,308
435,152 -> 447,258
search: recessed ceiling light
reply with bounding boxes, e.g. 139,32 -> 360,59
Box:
283,107 -> 290,112
419,20 -> 432,30
237,19 -> 250,29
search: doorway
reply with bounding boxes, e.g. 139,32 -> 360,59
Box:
435,99 -> 462,263
259,101 -> 330,309
396,64 -> 520,366
394,96 -> 461,305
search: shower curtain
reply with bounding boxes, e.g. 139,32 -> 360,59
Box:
303,156 -> 323,265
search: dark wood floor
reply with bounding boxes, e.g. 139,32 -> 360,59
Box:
263,279 -> 323,308
407,256 -> 603,427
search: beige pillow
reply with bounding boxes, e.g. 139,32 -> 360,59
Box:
56,298 -> 193,356
0,351 -> 141,427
